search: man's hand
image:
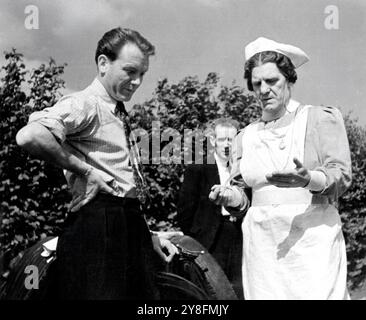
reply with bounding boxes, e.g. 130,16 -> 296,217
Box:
265,158 -> 311,188
69,168 -> 119,212
209,185 -> 230,206
151,235 -> 179,263
209,185 -> 241,207
16,123 -> 119,211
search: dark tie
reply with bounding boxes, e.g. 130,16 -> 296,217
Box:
227,161 -> 232,172
115,101 -> 150,207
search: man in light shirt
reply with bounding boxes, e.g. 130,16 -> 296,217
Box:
177,118 -> 245,299
16,27 -> 177,299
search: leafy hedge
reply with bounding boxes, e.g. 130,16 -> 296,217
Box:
0,50 -> 69,270
339,115 -> 366,290
0,49 -> 365,291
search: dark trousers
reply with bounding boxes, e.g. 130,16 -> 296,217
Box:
55,194 -> 157,300
210,218 -> 244,300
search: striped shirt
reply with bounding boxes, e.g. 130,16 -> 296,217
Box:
28,78 -> 137,199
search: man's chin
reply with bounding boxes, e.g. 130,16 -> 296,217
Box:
218,153 -> 229,161
116,94 -> 131,102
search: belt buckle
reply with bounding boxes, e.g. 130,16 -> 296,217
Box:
229,216 -> 237,223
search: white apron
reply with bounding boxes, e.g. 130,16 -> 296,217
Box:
240,103 -> 349,300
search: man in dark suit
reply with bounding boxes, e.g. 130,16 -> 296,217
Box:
177,118 -> 245,299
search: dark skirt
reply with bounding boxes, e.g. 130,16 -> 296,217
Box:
55,193 -> 157,300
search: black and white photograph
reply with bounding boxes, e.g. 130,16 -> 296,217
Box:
0,0 -> 365,310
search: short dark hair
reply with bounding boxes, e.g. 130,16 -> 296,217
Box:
244,51 -> 297,91
95,27 -> 155,64
207,117 -> 240,138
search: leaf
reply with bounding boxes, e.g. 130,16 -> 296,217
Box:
14,235 -> 24,242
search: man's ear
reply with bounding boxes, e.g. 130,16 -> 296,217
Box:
97,55 -> 110,76
287,82 -> 294,91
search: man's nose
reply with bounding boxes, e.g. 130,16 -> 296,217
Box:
131,76 -> 142,86
224,139 -> 232,146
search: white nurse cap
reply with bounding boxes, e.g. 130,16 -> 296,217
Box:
244,37 -> 309,68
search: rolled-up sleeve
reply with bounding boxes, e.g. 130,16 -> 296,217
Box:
28,96 -> 91,143
310,106 -> 352,199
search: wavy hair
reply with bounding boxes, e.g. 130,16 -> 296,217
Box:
95,27 -> 155,64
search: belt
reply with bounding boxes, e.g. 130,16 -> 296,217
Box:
92,193 -> 140,206
252,188 -> 329,206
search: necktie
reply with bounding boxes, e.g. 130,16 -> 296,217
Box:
115,101 -> 150,207
227,161 -> 232,174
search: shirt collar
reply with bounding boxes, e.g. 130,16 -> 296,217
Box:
286,99 -> 300,113
88,78 -> 118,113
214,152 -> 229,169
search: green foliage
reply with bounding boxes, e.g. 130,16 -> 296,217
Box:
219,84 -> 261,126
0,49 -> 69,267
340,115 -> 366,290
